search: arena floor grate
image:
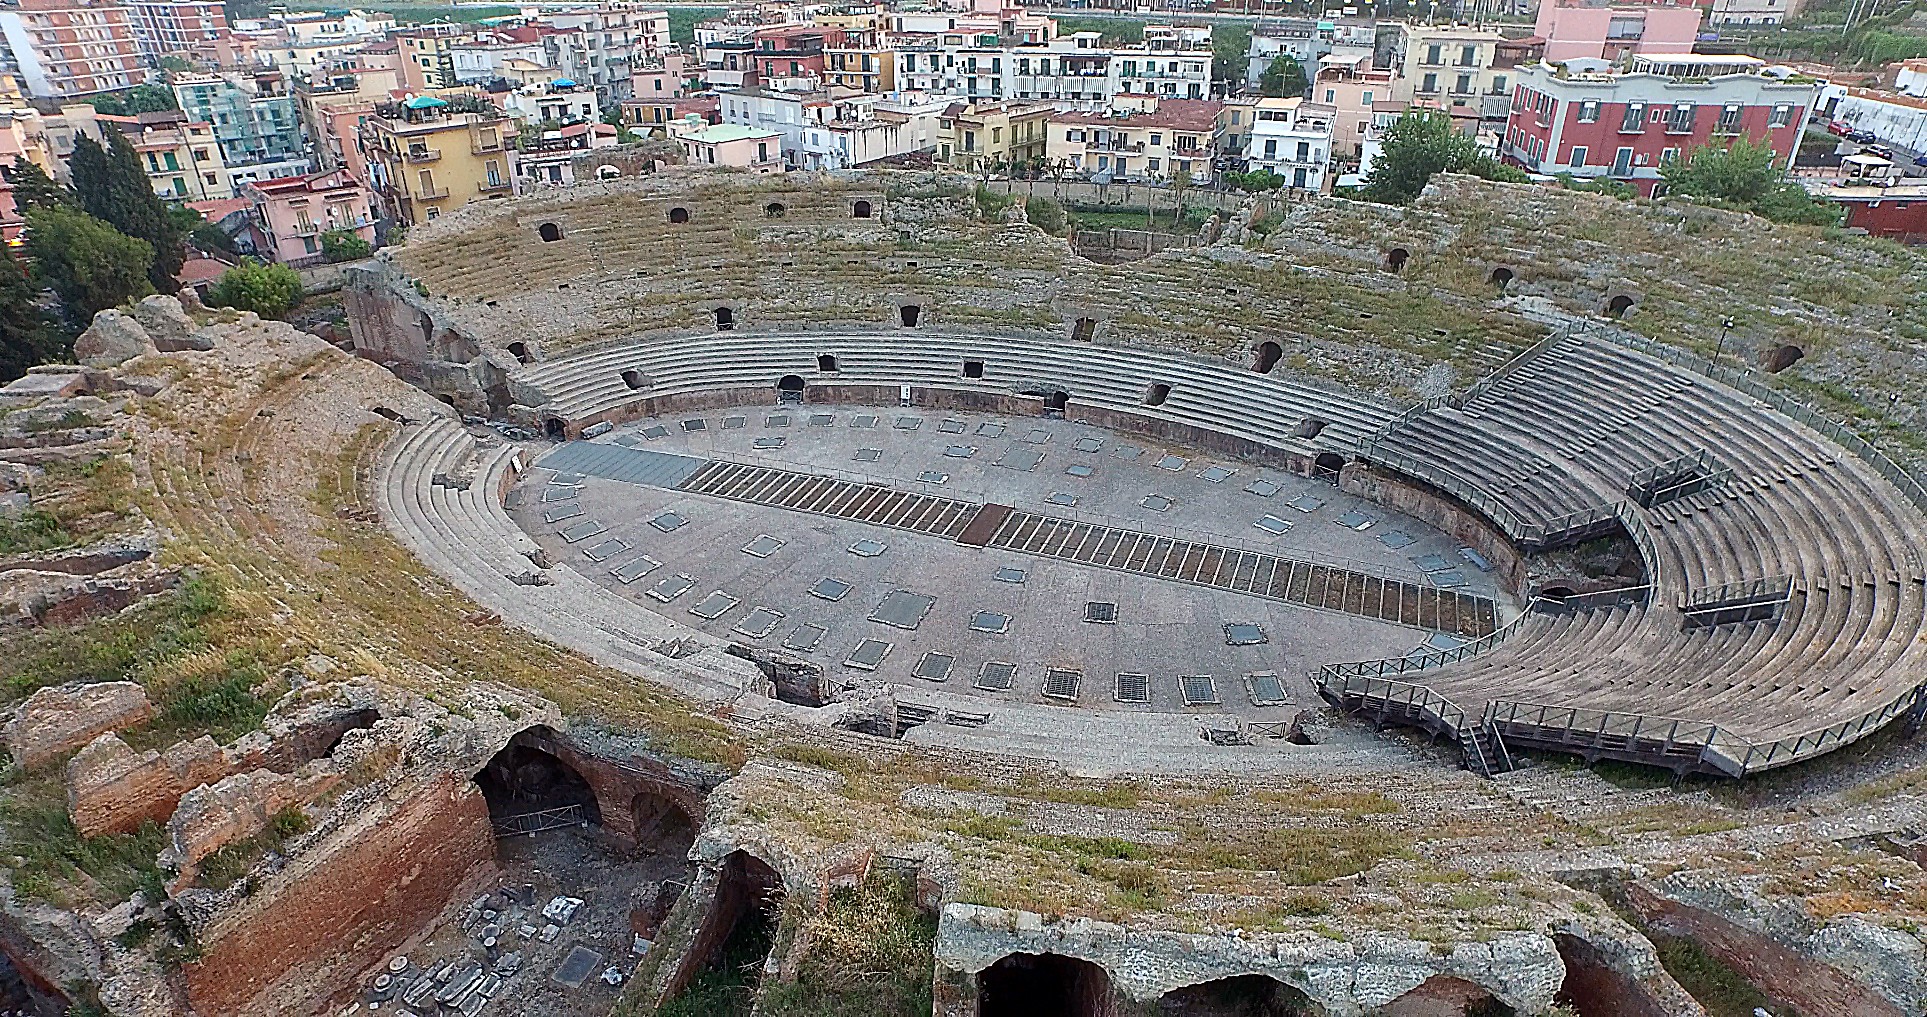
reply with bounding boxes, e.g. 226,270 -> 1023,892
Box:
610,556 -> 661,583
1180,674 -> 1220,706
1245,480 -> 1282,498
844,638 -> 892,670
674,460 -> 984,541
870,590 -> 936,629
1246,671 -> 1289,706
970,611 -> 1012,634
1065,464 -> 1095,478
975,661 -> 1017,691
1042,668 -> 1082,701
540,486 -> 578,502
1224,622 -> 1267,646
1084,601 -> 1118,624
582,538 -> 629,562
558,520 -> 605,543
689,591 -> 738,620
912,652 -> 954,682
1114,672 -> 1151,704
1198,466 -> 1236,483
976,421 -> 1005,436
938,419 -> 967,433
646,574 -> 696,603
783,624 -> 826,651
1072,436 -> 1104,453
543,503 -> 583,524
809,577 -> 854,601
735,607 -> 784,638
742,534 -> 785,557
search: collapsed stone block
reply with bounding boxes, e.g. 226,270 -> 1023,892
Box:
5,681 -> 153,770
131,295 -> 206,351
74,311 -> 156,368
167,765 -> 343,890
67,734 -> 226,837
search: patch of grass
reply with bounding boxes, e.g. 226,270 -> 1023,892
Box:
761,872 -> 935,1017
1193,826 -> 1412,885
974,184 -> 1019,221
0,509 -> 71,556
192,804 -> 312,892
0,573 -> 224,703
149,654 -> 272,744
772,742 -> 865,774
1652,932 -> 1795,1017
0,774 -> 165,907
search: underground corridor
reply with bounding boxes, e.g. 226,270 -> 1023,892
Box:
1159,974 -> 1314,1016
979,952 -> 1116,1017
660,850 -> 785,1016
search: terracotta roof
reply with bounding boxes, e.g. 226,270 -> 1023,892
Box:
177,257 -> 232,286
188,196 -> 252,221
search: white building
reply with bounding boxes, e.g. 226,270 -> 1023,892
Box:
1243,18 -> 1373,88
544,2 -> 670,100
718,86 -> 943,169
501,79 -> 601,127
892,27 -> 1211,112
1827,86 -> 1927,155
1243,96 -> 1335,191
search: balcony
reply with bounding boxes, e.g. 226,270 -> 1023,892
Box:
415,185 -> 450,200
478,180 -> 512,194
404,146 -> 441,163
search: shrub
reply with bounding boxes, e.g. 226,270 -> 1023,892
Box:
319,229 -> 372,263
1024,196 -> 1067,235
207,259 -> 303,318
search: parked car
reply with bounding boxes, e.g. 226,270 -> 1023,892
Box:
1866,144 -> 1896,161
1827,120 -> 1853,136
1848,129 -> 1878,144
1914,153 -> 1927,168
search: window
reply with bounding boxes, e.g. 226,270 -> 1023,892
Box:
1661,147 -> 1680,164
1263,139 -> 1277,158
1578,100 -> 1600,123
1324,88 -> 1335,103
1666,102 -> 1696,133
1421,72 -> 1437,94
1148,157 -> 1160,171
1455,73 -> 1472,95
1490,75 -> 1506,94
1715,103 -> 1742,134
1612,146 -> 1633,175
1460,44 -> 1477,66
1362,90 -> 1374,105
1423,43 -> 1442,65
1295,141 -> 1309,161
1149,132 -> 1162,146
1568,146 -> 1586,168
1768,103 -> 1793,128
1621,101 -> 1646,133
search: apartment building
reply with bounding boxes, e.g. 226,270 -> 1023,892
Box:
394,24 -> 467,92
1243,96 -> 1335,191
674,120 -> 781,173
936,97 -> 1050,172
544,2 -> 669,99
296,64 -> 398,182
895,28 -> 1211,112
244,166 -> 373,263
124,0 -> 228,63
362,97 -> 513,225
1243,17 -> 1374,89
172,69 -> 309,184
1386,24 -> 1510,119
125,111 -> 231,200
1047,97 -> 1218,183
1502,55 -> 1816,195
515,120 -> 617,191
501,78 -> 600,127
1315,51 -> 1395,158
1534,0 -> 1700,62
1708,0 -> 1804,25
0,0 -> 145,100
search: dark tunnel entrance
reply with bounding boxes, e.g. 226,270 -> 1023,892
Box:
474,735 -> 602,837
664,850 -> 784,1012
1159,974 -> 1314,1016
980,953 -> 1115,1017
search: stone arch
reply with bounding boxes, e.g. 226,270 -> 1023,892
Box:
506,341 -> 533,365
1489,265 -> 1516,290
1254,340 -> 1283,374
1314,451 -> 1345,477
668,206 -> 690,224
1042,390 -> 1069,414
1553,932 -> 1680,1017
630,790 -> 696,853
472,726 -> 603,839
1380,975 -> 1513,1016
852,199 -> 873,218
1537,583 -> 1579,600
765,201 -> 786,218
436,330 -> 478,364
899,303 -> 921,328
980,952 -> 1115,1017
714,306 -> 736,331
1384,247 -> 1410,273
1294,417 -> 1328,439
816,353 -> 839,373
543,417 -> 567,439
621,369 -> 646,391
776,374 -> 806,399
1760,344 -> 1804,374
1157,973 -> 1314,1015
537,222 -> 563,242
1604,293 -> 1638,319
595,164 -> 620,180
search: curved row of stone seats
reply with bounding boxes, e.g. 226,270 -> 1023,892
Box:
509,332 -> 1398,460
376,414 -> 764,704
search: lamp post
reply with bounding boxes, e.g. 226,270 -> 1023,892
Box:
1715,315 -> 1734,364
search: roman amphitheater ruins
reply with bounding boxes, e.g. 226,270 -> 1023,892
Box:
2,168 -> 1926,1017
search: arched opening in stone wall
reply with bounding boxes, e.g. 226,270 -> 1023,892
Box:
1536,583 -> 1578,600
630,791 -> 697,856
1072,317 -> 1097,342
537,222 -> 563,242
668,206 -> 690,224
1294,417 -> 1328,439
665,851 -> 784,1010
1761,344 -> 1805,374
980,953 -> 1115,1017
1313,452 -> 1345,479
596,164 -> 620,180
776,375 -> 806,403
963,359 -> 985,379
1605,294 -> 1637,319
899,304 -> 921,327
1385,247 -> 1410,273
1157,974 -> 1314,1016
621,369 -> 645,390
853,199 -> 873,218
473,731 -> 603,841
1489,266 -> 1515,290
1254,340 -> 1283,374
507,341 -> 532,365
1379,975 -> 1515,1017
765,201 -> 786,218
817,353 -> 839,373
543,417 -> 566,440
714,306 -> 735,330
1143,382 -> 1171,407
1043,390 -> 1070,415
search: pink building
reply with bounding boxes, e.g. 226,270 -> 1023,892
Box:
1315,52 -> 1397,159
243,167 -> 374,264
1534,0 -> 1703,62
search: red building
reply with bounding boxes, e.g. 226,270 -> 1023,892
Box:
749,25 -> 845,84
2,0 -> 147,100
1502,54 -> 1817,195
1810,181 -> 1927,244
125,0 -> 228,64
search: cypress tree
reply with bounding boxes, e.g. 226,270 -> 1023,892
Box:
68,133 -> 185,291
0,160 -> 77,212
0,248 -> 66,384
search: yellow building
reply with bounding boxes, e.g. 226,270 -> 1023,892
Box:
936,99 -> 1051,174
129,117 -> 233,201
363,99 -> 513,225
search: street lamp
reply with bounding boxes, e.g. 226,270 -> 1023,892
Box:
1715,315 -> 1734,364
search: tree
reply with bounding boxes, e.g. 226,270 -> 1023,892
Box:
23,205 -> 155,324
83,84 -> 178,116
1259,55 -> 1309,98
319,229 -> 372,262
1362,109 -> 1526,205
1024,196 -> 1066,236
68,134 -> 186,290
0,160 -> 77,213
600,103 -> 637,144
207,259 -> 303,318
0,249 -> 65,384
1659,137 -> 1844,226
169,204 -> 235,257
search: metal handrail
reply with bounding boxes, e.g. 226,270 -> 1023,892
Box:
1322,596 -> 1550,680
1681,573 -> 1794,611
